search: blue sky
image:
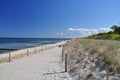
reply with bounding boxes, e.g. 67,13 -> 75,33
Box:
0,0 -> 120,38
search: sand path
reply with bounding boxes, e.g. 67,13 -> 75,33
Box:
0,47 -> 72,80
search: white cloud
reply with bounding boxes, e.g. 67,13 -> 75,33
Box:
66,28 -> 99,37
68,28 -> 94,32
57,27 -> 111,38
68,28 -> 75,31
57,32 -> 63,36
99,28 -> 112,32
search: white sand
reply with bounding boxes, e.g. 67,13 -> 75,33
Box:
0,47 -> 72,80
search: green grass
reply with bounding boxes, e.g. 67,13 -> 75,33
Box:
87,33 -> 120,40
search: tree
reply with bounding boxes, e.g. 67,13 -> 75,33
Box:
111,25 -> 118,31
111,25 -> 120,34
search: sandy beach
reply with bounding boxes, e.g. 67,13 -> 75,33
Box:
0,44 -> 72,80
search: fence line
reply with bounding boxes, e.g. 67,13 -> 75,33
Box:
0,41 -> 66,63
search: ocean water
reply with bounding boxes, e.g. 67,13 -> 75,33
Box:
0,38 -> 70,54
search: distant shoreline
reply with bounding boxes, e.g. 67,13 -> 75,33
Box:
0,38 -> 70,54
0,40 -> 67,63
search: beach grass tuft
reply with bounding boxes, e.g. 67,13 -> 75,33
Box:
63,39 -> 120,76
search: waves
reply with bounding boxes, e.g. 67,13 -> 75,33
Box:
0,38 -> 70,54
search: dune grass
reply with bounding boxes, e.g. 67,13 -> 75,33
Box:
63,39 -> 120,74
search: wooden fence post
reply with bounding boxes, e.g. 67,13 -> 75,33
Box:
35,48 -> 36,53
35,48 -> 37,53
9,52 -> 11,62
46,47 -> 47,50
65,54 -> 67,72
106,67 -> 109,80
27,49 -> 29,56
62,49 -> 64,62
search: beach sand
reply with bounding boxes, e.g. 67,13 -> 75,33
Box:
0,46 -> 72,80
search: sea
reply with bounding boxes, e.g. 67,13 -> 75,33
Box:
0,38 -> 70,54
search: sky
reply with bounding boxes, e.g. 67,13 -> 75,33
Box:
0,0 -> 120,38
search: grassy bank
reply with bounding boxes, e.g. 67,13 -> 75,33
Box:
87,33 -> 120,40
63,39 -> 120,79
86,25 -> 120,41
